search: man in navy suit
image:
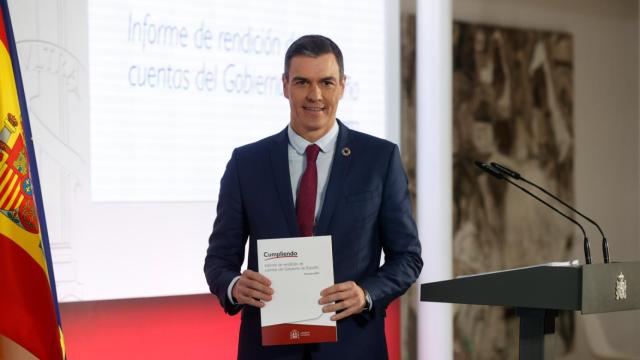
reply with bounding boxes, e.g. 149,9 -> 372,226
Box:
204,35 -> 422,360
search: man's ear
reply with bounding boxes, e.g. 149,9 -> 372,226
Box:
282,74 -> 290,99
338,75 -> 347,99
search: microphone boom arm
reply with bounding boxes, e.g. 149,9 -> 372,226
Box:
491,162 -> 609,263
503,177 -> 592,265
474,161 -> 593,265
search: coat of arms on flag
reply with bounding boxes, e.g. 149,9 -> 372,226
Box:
0,116 -> 39,234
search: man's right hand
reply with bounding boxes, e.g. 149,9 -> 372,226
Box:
232,269 -> 274,308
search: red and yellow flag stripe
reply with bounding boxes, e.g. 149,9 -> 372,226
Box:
0,2 -> 64,359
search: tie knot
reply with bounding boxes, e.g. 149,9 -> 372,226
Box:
306,144 -> 320,163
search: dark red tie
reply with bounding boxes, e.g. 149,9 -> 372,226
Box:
296,144 -> 320,236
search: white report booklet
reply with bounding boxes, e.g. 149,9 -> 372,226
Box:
257,235 -> 337,346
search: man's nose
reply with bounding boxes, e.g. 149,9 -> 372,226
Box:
306,84 -> 321,101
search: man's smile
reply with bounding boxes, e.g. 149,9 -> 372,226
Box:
303,105 -> 325,112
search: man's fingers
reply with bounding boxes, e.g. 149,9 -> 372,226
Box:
321,297 -> 357,313
232,270 -> 274,307
320,281 -> 353,296
318,291 -> 347,305
323,299 -> 361,321
243,269 -> 272,286
239,269 -> 274,295
234,286 -> 271,305
319,282 -> 360,305
238,277 -> 274,296
318,280 -> 366,321
237,294 -> 266,308
238,285 -> 272,301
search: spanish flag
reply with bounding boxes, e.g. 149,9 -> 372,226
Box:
0,1 -> 65,359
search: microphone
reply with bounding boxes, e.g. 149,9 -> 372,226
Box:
474,161 -> 592,265
491,162 -> 609,264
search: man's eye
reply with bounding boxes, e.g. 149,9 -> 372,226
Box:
323,81 -> 335,86
295,80 -> 307,85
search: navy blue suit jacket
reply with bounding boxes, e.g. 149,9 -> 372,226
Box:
204,121 -> 422,359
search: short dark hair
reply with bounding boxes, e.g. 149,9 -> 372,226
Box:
283,35 -> 344,78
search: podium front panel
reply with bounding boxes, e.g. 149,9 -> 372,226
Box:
582,261 -> 640,314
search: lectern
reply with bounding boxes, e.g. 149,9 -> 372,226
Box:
420,261 -> 640,360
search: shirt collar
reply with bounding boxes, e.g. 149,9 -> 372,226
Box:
287,120 -> 339,155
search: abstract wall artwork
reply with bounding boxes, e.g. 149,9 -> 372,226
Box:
452,21 -> 575,359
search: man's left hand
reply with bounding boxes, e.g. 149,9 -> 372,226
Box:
319,281 -> 366,321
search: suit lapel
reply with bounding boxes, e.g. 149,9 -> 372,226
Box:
315,121 -> 351,235
269,128 -> 298,237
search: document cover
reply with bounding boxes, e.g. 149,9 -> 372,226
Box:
257,236 -> 336,345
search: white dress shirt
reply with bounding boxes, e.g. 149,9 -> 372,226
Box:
287,121 -> 339,222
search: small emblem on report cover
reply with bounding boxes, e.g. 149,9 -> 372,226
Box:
615,272 -> 627,300
289,329 -> 300,340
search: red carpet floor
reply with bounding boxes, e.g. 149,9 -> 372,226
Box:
59,294 -> 400,359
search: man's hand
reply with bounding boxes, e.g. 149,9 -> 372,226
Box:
232,270 -> 274,308
319,281 -> 366,321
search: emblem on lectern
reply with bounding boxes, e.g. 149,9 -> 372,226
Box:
615,272 -> 627,300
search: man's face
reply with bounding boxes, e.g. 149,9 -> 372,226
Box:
283,53 -> 345,140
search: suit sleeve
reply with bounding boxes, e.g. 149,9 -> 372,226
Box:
359,145 -> 423,314
203,149 -> 249,315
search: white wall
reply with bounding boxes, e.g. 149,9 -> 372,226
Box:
453,0 -> 640,357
